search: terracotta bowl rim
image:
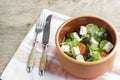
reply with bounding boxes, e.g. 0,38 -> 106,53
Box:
55,15 -> 119,65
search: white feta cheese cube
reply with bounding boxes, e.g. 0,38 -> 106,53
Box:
90,37 -> 99,46
71,46 -> 80,56
73,32 -> 81,41
61,45 -> 70,52
76,55 -> 85,62
103,42 -> 113,52
80,26 -> 87,35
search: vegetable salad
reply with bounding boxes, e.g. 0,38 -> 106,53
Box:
60,24 -> 113,62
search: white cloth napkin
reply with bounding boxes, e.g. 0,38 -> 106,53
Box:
1,9 -> 120,80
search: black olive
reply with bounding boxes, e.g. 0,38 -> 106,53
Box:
100,32 -> 107,40
83,52 -> 91,61
106,30 -> 112,42
100,30 -> 112,42
81,37 -> 90,44
65,33 -> 69,38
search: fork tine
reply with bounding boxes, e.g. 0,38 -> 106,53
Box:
35,12 -> 45,33
36,13 -> 45,33
39,12 -> 45,29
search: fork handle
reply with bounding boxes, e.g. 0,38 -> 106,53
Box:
39,45 -> 47,75
26,43 -> 37,73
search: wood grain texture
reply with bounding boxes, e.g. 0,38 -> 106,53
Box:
0,0 -> 120,74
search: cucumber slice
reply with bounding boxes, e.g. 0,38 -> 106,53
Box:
100,40 -> 108,49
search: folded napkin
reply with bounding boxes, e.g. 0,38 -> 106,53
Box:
1,9 -> 120,80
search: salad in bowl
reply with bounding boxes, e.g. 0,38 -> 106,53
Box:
61,23 -> 113,62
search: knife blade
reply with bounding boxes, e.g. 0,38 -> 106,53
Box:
42,15 -> 52,45
39,15 -> 52,75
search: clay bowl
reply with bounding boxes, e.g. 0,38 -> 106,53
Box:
55,15 -> 119,78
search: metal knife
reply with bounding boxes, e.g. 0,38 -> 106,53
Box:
39,15 -> 52,75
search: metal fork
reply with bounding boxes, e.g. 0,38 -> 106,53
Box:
26,13 -> 45,73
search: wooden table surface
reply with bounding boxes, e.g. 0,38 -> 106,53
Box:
0,0 -> 120,75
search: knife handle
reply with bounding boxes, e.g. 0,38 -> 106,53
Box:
26,43 -> 37,73
39,45 -> 47,75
